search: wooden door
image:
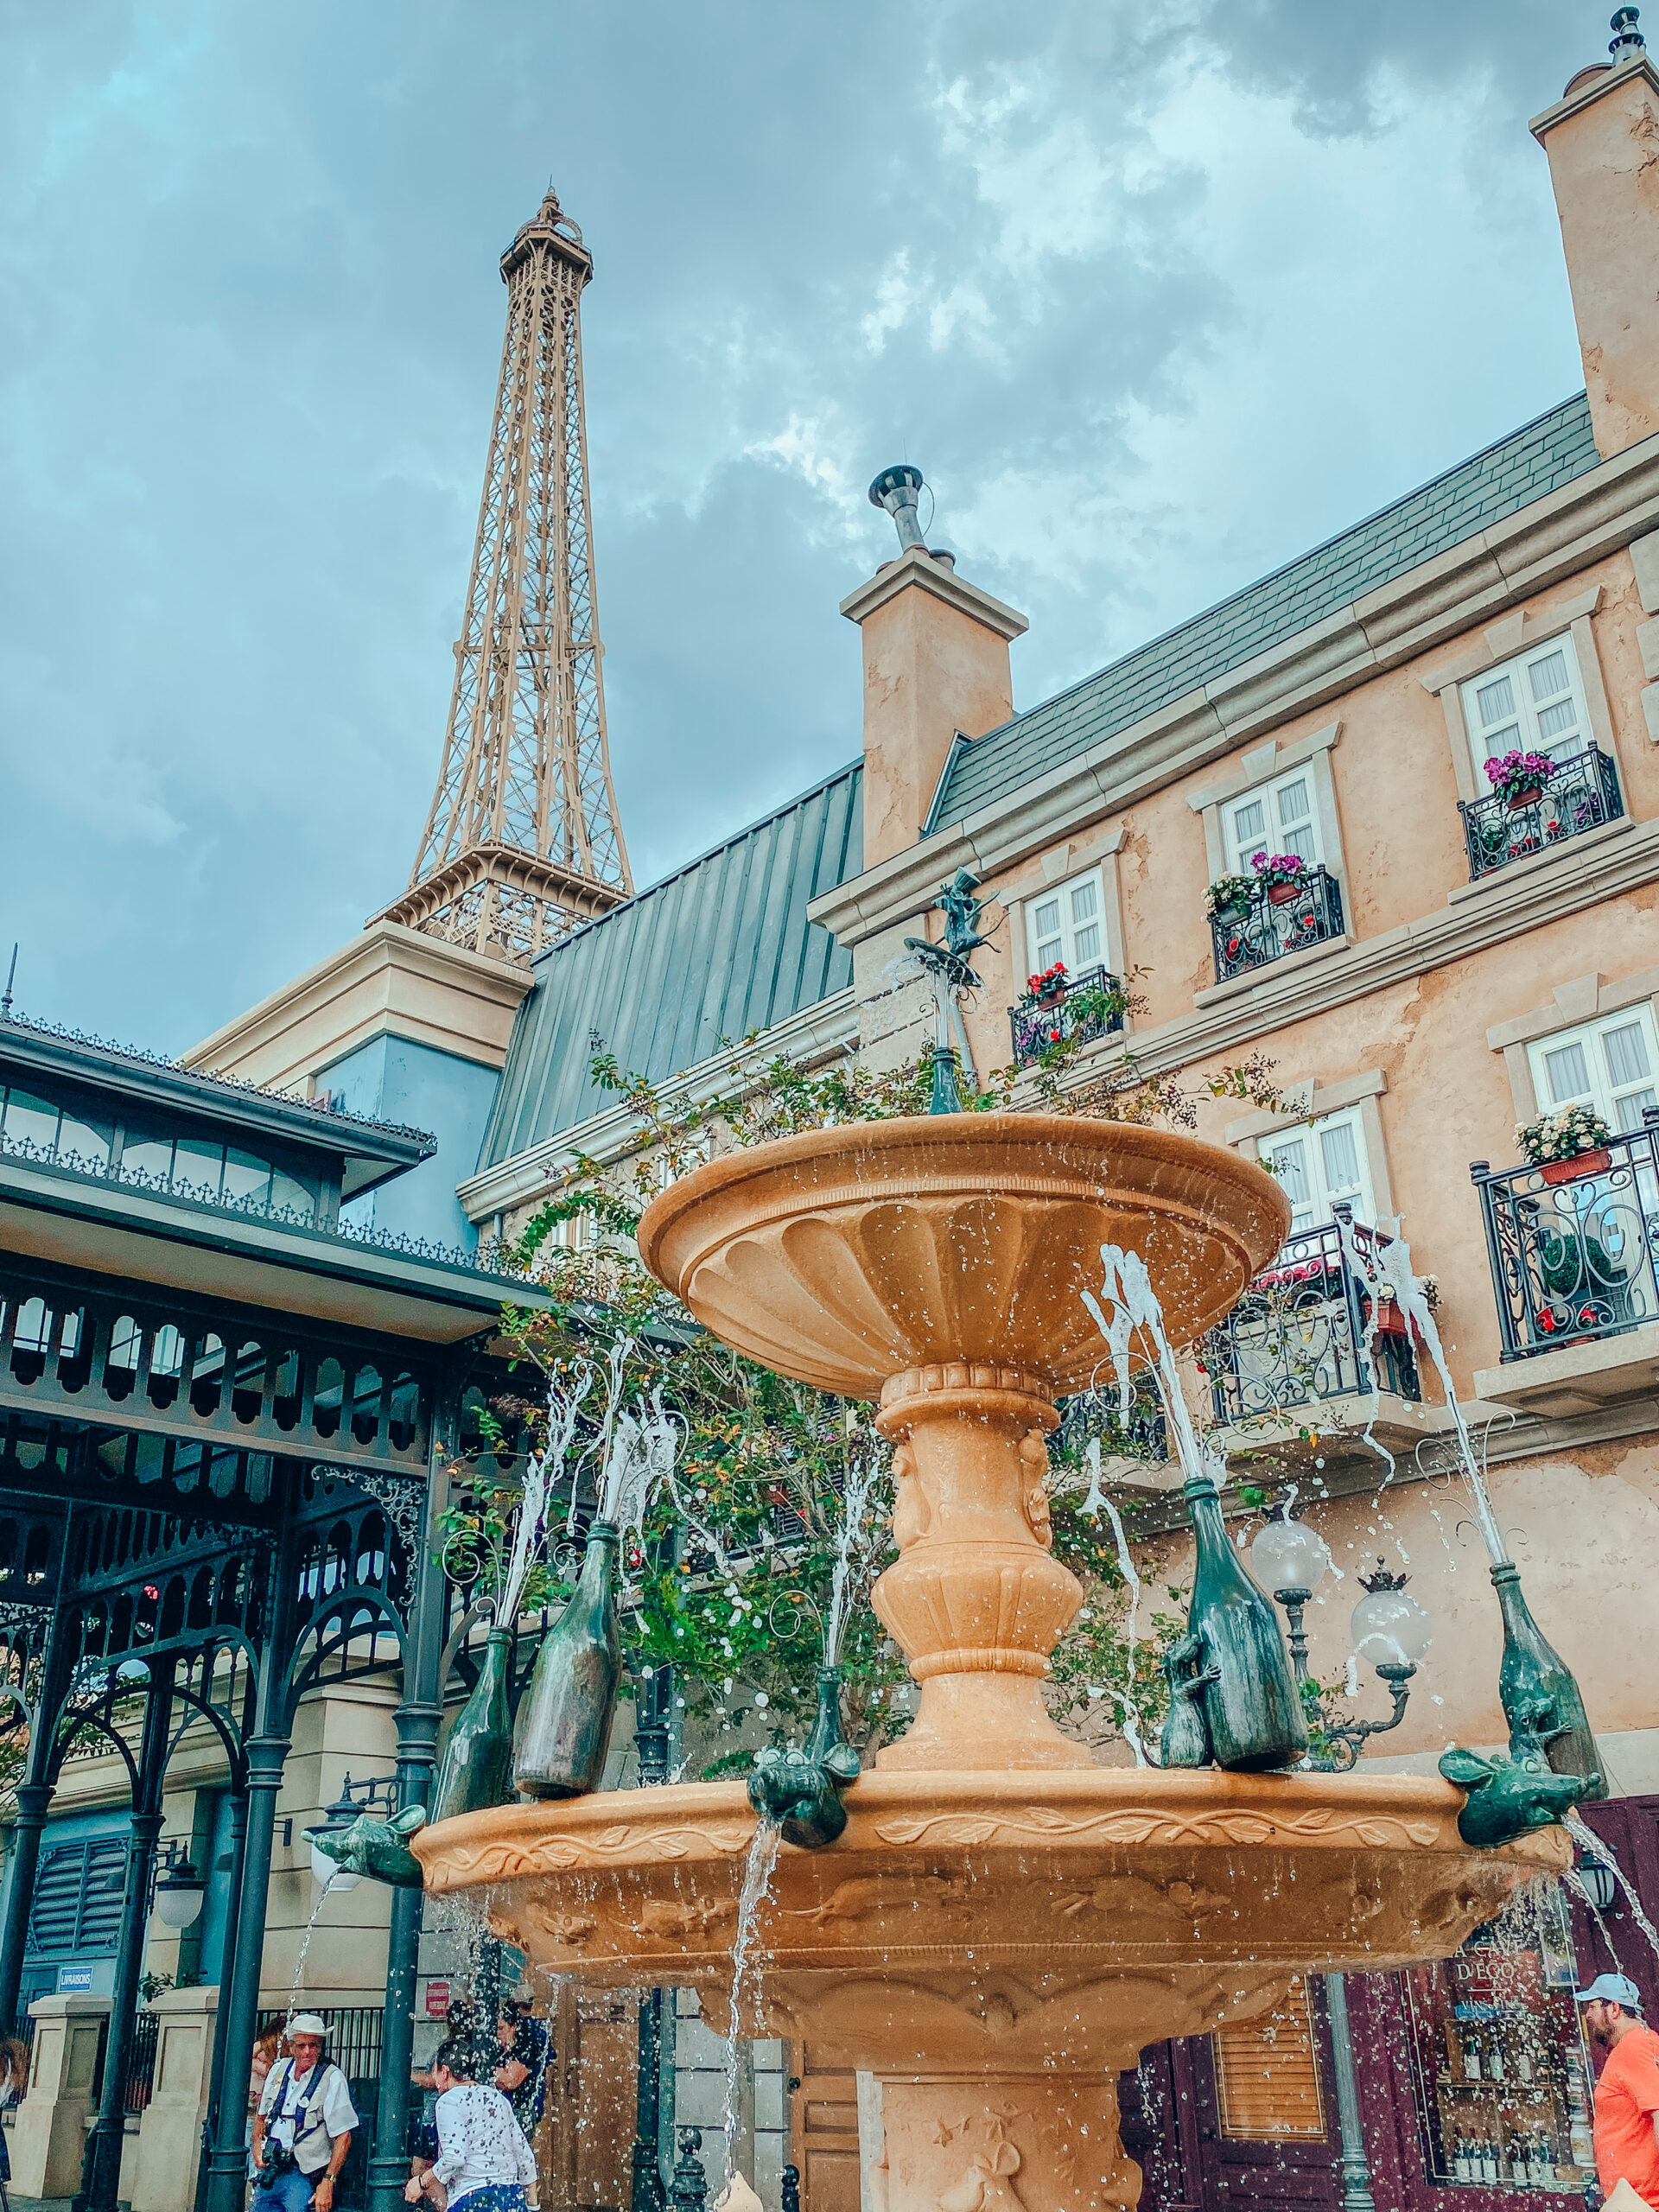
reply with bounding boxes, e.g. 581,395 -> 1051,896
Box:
544,1984 -> 640,2212
788,2047 -> 860,2212
1195,1979 -> 1340,2209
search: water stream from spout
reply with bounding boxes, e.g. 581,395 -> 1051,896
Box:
721,1816 -> 782,2184
1087,1455 -> 1147,1769
1338,1216 -> 1510,1567
284,1886 -> 334,2029
1565,1813 -> 1659,1970
823,1438 -> 879,1669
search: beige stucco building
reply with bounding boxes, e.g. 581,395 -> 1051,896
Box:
23,25 -> 1659,2212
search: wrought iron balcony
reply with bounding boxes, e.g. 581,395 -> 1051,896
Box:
1210,867 -> 1344,985
1459,743 -> 1623,882
1201,1217 -> 1422,1427
1008,964 -> 1127,1067
1473,1119 -> 1659,1360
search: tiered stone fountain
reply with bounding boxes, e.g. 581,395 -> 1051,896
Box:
415,1115 -> 1567,2212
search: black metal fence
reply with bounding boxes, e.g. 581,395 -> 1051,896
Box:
1459,743 -> 1623,883
1473,1122 -> 1659,1360
1008,965 -> 1126,1067
1201,1217 -> 1422,1425
1210,867 -> 1344,985
124,2005 -> 161,2112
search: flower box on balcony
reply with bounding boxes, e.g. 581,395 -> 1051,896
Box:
1459,743 -> 1624,883
1540,1148 -> 1612,1185
1208,865 -> 1343,984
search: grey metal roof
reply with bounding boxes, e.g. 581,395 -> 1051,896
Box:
479,760 -> 862,1167
929,391 -> 1601,830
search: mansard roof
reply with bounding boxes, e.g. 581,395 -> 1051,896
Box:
926,391 -> 1600,832
477,759 -> 862,1171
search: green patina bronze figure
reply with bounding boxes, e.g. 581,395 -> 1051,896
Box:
903,869 -> 998,1116
1439,1712 -> 1599,1850
314,1802 -> 428,1889
747,1666 -> 861,1847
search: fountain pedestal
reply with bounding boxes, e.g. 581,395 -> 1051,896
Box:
416,1116 -> 1569,2212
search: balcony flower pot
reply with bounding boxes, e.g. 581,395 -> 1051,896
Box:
1252,854 -> 1308,906
1504,786 -> 1543,812
1540,1148 -> 1612,1185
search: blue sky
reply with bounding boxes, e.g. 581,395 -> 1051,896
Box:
1,1 -> 1599,1052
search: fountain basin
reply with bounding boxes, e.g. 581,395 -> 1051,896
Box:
636,1113 -> 1287,1400
416,1772 -> 1563,2209
425,1113 -> 1574,2210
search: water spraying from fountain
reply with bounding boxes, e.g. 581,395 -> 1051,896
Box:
720,1817 -> 782,2187
823,1440 -> 879,1669
1080,1449 -> 1147,1768
1565,1813 -> 1659,1969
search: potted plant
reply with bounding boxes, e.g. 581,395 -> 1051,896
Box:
1484,749 -> 1555,812
1516,1103 -> 1613,1184
1252,852 -> 1308,906
1020,962 -> 1068,1009
1064,972 -> 1128,1031
1205,874 -> 1255,921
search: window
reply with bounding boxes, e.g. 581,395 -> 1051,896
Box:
1527,1006 -> 1659,1135
0,1086 -> 112,1168
1223,768 -> 1321,877
1461,634 -> 1593,793
1026,868 -> 1106,977
1259,1108 -> 1376,1233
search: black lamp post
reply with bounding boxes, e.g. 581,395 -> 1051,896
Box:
631,1667 -> 675,2212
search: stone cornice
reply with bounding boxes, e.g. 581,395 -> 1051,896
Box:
456,987 -> 860,1222
186,920 -> 532,1085
809,432 -> 1659,948
839,544 -> 1029,640
1529,49 -> 1659,142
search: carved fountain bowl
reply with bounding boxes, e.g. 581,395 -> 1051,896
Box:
635,1113 -> 1291,1397
415,1770 -> 1566,2069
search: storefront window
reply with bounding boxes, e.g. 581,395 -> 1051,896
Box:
1403,1885 -> 1596,2192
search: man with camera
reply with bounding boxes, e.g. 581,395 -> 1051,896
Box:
251,2015 -> 359,2212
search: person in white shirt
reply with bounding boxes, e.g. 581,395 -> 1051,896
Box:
251,2016 -> 359,2212
404,2041 -> 537,2212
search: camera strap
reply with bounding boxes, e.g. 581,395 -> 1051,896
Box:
271,2060 -> 334,2150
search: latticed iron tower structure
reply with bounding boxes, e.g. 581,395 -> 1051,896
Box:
383,188 -> 632,964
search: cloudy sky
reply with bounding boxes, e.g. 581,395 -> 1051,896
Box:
1,1 -> 1600,1054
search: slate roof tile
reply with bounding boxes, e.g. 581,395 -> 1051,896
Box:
930,392 -> 1599,830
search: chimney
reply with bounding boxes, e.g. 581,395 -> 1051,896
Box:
842,467 -> 1027,868
1532,12 -> 1659,460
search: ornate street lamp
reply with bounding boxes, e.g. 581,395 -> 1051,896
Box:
1251,1510 -> 1429,1771
150,1840 -> 206,1931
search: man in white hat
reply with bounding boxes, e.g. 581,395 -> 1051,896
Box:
251,2015 -> 359,2212
1577,1973 -> 1659,2209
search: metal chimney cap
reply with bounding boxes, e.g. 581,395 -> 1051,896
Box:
868,464 -> 925,510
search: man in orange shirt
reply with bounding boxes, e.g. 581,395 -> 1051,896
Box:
1579,1973 -> 1659,2209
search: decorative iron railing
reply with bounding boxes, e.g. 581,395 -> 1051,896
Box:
1458,743 -> 1624,883
1210,868 -> 1344,985
0,1128 -> 526,1281
1472,1119 -> 1659,1360
124,2006 -> 162,2113
1007,966 -> 1127,1068
1202,1217 -> 1421,1425
0,1006 -> 438,1148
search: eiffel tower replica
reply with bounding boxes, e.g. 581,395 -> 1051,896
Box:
378,187 -> 632,965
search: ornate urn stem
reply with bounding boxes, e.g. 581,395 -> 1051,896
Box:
871,1363 -> 1088,1770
